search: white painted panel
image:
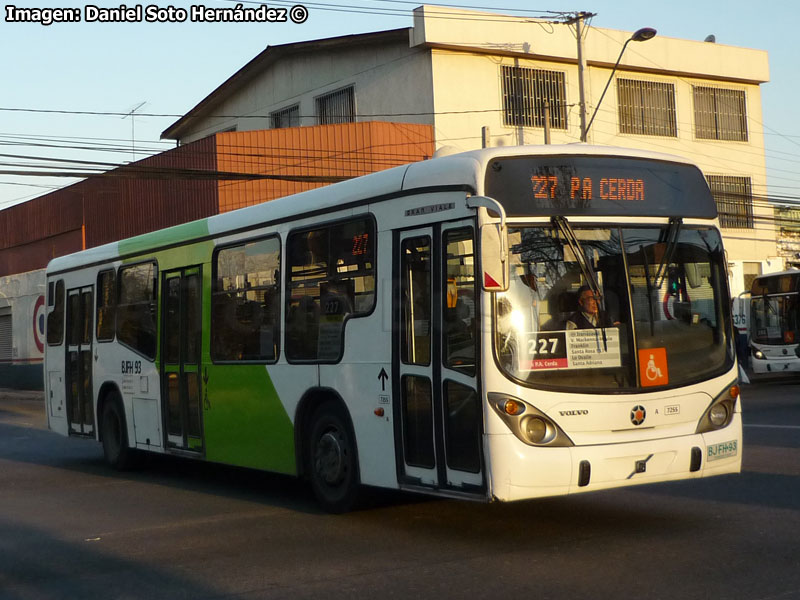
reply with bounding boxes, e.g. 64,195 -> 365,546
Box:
133,397 -> 162,448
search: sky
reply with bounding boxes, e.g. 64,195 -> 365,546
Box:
1,0 -> 798,210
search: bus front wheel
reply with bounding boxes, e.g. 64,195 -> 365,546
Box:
307,401 -> 360,513
100,395 -> 137,470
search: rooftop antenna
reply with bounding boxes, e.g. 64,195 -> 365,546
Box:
122,101 -> 146,161
704,34 -> 716,43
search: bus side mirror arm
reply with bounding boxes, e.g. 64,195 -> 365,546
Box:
467,196 -> 509,292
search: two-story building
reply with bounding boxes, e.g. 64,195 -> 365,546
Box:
163,5 -> 782,296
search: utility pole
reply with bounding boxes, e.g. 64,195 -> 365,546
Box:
566,12 -> 596,142
543,101 -> 551,144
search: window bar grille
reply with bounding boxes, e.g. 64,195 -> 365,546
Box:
617,79 -> 676,137
316,87 -> 355,125
708,175 -> 753,229
694,86 -> 748,141
271,105 -> 299,129
501,66 -> 566,129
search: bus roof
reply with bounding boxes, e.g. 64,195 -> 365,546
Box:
46,144 -> 701,275
751,269 -> 800,295
752,269 -> 800,280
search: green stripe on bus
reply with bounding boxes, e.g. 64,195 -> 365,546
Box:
118,218 -> 210,258
203,364 -> 296,475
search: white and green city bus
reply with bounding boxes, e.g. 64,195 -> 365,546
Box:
44,145 -> 742,512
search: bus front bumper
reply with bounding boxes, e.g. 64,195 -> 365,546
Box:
751,357 -> 800,375
487,414 -> 742,502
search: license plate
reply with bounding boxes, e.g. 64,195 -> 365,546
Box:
707,440 -> 738,462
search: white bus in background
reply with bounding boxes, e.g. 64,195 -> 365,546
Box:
0,269 -> 46,390
749,270 -> 800,374
44,145 -> 742,512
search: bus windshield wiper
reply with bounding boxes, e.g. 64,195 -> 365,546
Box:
552,216 -> 610,349
764,293 -> 777,315
551,216 -> 602,301
654,217 -> 683,288
640,246 -> 656,337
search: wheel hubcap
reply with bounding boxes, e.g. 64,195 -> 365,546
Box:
315,430 -> 345,485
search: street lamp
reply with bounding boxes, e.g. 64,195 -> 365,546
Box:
581,26 -> 657,141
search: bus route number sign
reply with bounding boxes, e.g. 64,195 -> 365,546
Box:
519,329 -> 622,372
530,174 -> 645,202
526,331 -> 568,369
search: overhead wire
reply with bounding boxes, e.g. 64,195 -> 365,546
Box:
3,1 -> 800,223
584,25 -> 800,168
218,0 -> 567,23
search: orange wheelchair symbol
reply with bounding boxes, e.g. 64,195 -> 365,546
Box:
639,347 -> 669,387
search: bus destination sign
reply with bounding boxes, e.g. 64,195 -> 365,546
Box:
531,174 -> 645,203
485,155 -> 717,219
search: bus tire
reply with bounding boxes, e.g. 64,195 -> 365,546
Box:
307,401 -> 360,513
100,394 -> 137,470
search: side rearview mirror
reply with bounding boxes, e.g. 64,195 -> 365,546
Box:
466,196 -> 509,292
480,222 -> 509,291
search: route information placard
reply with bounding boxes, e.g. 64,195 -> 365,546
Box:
518,328 -> 621,371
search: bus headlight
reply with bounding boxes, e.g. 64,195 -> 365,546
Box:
751,347 -> 765,360
521,416 -> 555,445
709,403 -> 729,426
696,382 -> 738,434
488,393 -> 573,447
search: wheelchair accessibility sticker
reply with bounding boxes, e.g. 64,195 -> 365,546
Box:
638,347 -> 669,387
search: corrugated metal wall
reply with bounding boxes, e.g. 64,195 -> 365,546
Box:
216,122 -> 434,213
0,230 -> 83,276
0,122 -> 433,277
0,189 -> 84,275
84,136 -> 218,248
0,137 -> 218,276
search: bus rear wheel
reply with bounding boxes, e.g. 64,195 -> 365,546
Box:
307,401 -> 360,513
101,394 -> 137,470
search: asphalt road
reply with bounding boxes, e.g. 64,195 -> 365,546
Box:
0,381 -> 798,600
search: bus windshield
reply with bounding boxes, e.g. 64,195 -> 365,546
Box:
750,295 -> 800,344
494,224 -> 733,391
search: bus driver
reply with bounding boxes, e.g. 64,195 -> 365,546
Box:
566,285 -> 617,330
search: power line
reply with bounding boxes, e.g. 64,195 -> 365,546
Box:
307,0 -> 566,16
4,4 -> 800,207
221,0 -> 566,23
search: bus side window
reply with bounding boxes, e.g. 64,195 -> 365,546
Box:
47,279 -> 65,346
286,217 -> 375,362
96,269 -> 116,342
212,236 -> 281,362
117,262 -> 157,360
401,236 -> 432,366
443,228 -> 476,376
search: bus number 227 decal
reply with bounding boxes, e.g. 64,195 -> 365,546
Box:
531,175 -> 558,199
528,337 -> 560,355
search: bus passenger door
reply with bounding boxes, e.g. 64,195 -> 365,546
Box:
394,222 -> 484,494
161,267 -> 204,453
65,286 -> 94,436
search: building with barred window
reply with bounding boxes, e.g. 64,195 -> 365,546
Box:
1,5 -> 782,389
163,5 -> 781,296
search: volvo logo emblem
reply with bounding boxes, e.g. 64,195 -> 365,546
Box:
631,405 -> 646,426
559,410 -> 589,417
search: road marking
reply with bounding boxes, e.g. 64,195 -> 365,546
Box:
744,424 -> 800,430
